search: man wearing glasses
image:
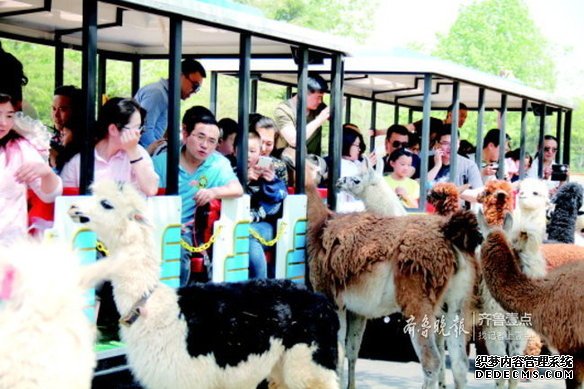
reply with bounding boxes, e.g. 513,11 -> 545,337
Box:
135,58 -> 206,148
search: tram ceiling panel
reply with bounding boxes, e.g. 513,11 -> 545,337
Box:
0,0 -> 352,57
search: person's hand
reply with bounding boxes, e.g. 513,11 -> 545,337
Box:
433,148 -> 444,168
146,139 -> 166,156
194,187 -> 217,207
395,187 -> 407,199
120,127 -> 141,155
367,151 -> 377,167
482,163 -> 498,177
317,106 -> 330,121
543,165 -> 552,179
248,165 -> 261,181
259,165 -> 276,182
15,162 -> 53,184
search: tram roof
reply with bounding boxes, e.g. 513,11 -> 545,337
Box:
0,0 -> 351,57
203,47 -> 573,111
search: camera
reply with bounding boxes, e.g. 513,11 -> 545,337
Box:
257,156 -> 272,168
551,164 -> 569,181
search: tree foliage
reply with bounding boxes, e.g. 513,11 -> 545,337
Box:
232,0 -> 377,43
433,0 -> 556,91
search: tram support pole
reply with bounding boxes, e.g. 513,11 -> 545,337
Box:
519,99 -> 528,180
236,33 -> 251,186
294,46 -> 308,195
166,16 -> 182,195
209,71 -> 218,116
475,88 -> 485,168
418,73 -> 432,211
80,0 -> 98,194
497,94 -> 507,180
327,52 -> 343,210
537,104 -> 546,178
449,81 -> 460,183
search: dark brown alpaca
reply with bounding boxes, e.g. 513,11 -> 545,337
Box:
481,228 -> 584,389
306,178 -> 483,389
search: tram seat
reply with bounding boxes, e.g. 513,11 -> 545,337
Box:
190,199 -> 222,278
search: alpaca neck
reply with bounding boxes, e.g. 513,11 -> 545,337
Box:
104,227 -> 161,314
482,231 -> 544,314
306,183 -> 330,234
364,179 -> 406,217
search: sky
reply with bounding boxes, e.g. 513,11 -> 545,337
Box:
368,0 -> 584,98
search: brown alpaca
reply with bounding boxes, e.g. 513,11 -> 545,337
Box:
306,179 -> 483,389
481,228 -> 584,389
477,179 -> 514,227
427,182 -> 461,216
541,243 -> 584,270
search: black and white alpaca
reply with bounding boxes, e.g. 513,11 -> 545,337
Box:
546,182 -> 584,244
68,180 -> 340,389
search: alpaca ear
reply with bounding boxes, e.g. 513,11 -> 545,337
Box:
477,209 -> 489,237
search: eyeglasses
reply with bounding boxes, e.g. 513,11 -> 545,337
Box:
350,143 -> 361,149
187,76 -> 202,94
544,147 -> 558,152
120,125 -> 145,134
391,141 -> 409,149
192,132 -> 218,146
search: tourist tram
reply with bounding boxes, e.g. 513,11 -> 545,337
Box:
0,0 -> 575,382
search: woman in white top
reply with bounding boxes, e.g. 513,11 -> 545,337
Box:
527,135 -> 563,191
337,124 -> 368,213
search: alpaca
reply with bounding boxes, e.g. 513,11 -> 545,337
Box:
540,243 -> 584,270
68,180 -> 340,389
476,179 -> 514,227
427,182 -> 462,216
476,180 -> 546,389
307,177 -> 483,389
513,178 -> 550,237
547,182 -> 584,244
481,225 -> 584,389
0,239 -> 96,389
336,158 -> 407,217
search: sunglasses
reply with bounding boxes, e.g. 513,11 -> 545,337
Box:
544,147 -> 558,152
392,141 -> 409,149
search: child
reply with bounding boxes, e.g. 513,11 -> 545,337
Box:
245,130 -> 287,279
384,148 -> 419,208
0,93 -> 62,245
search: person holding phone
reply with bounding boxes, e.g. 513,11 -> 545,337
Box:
527,134 -> 567,191
245,130 -> 287,279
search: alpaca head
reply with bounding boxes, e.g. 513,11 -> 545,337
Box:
427,182 -> 460,216
551,182 -> 584,216
68,180 -> 152,249
477,179 -> 514,226
336,157 -> 380,198
0,240 -> 83,315
516,178 -> 549,212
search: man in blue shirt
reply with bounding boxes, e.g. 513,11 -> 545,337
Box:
153,106 -> 243,285
135,59 -> 206,148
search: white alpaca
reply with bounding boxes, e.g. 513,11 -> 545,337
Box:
336,158 -> 407,217
68,180 -> 340,389
0,240 -> 96,389
513,178 -> 550,242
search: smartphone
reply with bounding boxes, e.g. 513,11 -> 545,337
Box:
551,164 -> 569,181
257,156 -> 272,168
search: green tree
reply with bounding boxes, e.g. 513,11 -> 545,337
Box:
433,0 -> 556,92
232,0 -> 377,43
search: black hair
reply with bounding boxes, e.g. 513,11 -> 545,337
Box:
446,102 -> 468,112
0,43 -> 28,108
250,113 -> 277,133
385,124 -> 410,142
458,139 -> 475,157
388,147 -> 414,162
95,98 -> 145,141
54,85 -> 81,99
482,128 -> 510,149
181,58 -> 207,78
0,93 -> 22,148
544,134 -> 558,144
341,124 -> 365,157
218,117 -> 239,141
307,72 -> 328,94
182,105 -> 217,136
436,124 -> 460,141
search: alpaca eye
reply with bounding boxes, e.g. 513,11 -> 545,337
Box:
352,178 -> 361,185
100,199 -> 114,210
533,192 -> 539,196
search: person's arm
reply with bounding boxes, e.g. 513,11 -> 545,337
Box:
274,103 -> 329,148
137,88 -> 166,148
460,160 -> 483,203
122,127 -> 159,196
194,179 -> 243,206
426,149 -> 444,182
17,162 -> 63,202
58,153 -> 80,188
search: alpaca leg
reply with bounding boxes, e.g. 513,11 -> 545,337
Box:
436,332 -> 446,389
507,326 -> 529,389
345,310 -> 367,389
444,314 -> 469,389
410,329 -> 441,389
482,324 -> 508,389
336,308 -> 347,384
279,344 -> 339,389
